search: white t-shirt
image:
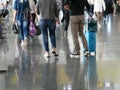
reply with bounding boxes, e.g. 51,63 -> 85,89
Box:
29,0 -> 36,13
94,0 -> 106,12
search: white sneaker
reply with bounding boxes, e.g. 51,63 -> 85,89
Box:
44,52 -> 50,58
21,41 -> 24,46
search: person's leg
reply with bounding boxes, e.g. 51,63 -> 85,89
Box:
39,19 -> 49,51
95,12 -> 101,27
90,5 -> 94,16
61,10 -> 65,23
64,11 -> 70,31
78,15 -> 88,52
70,16 -> 80,54
113,3 -> 117,15
48,19 -> 59,56
99,12 -> 103,23
39,19 -> 50,57
48,19 -> 56,49
64,11 -> 70,37
23,20 -> 28,38
23,20 -> 29,46
17,20 -> 24,45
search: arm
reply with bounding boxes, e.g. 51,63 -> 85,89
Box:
54,0 -> 59,24
12,0 -> 18,23
13,10 -> 17,23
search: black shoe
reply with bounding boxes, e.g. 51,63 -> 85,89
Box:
84,51 -> 89,57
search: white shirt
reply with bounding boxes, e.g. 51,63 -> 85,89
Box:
88,0 -> 95,5
29,0 -> 36,13
94,0 -> 106,12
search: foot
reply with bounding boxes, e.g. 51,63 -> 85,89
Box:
84,51 -> 89,57
44,52 -> 50,58
21,41 -> 24,46
51,49 -> 59,57
24,38 -> 28,46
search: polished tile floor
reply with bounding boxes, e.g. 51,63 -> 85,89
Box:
0,14 -> 120,90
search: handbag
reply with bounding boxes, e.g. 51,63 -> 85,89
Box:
12,23 -> 19,34
35,19 -> 41,36
35,24 -> 41,36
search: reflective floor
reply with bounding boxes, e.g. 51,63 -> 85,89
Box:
0,14 -> 120,90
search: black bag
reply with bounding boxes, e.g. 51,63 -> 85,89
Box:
35,24 -> 41,36
12,24 -> 19,34
2,9 -> 9,18
88,18 -> 97,32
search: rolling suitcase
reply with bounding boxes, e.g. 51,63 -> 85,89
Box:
84,18 -> 97,55
85,31 -> 96,52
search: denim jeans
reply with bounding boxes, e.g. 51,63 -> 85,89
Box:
39,19 -> 56,51
17,20 -> 28,41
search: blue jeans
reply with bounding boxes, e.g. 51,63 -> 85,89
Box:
17,20 -> 28,41
39,19 -> 56,51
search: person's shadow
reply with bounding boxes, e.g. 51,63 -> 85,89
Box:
14,46 -> 32,90
40,58 -> 58,90
86,55 -> 98,90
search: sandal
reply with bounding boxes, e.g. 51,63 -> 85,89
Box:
51,50 -> 59,57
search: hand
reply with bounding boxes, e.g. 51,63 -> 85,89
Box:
55,18 -> 60,25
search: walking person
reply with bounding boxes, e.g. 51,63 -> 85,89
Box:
64,0 -> 90,56
36,0 -> 59,58
13,0 -> 30,47
94,0 -> 106,28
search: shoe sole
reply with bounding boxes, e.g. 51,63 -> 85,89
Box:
70,54 -> 80,58
44,55 -> 50,58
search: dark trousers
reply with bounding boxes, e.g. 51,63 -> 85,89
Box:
62,10 -> 70,31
